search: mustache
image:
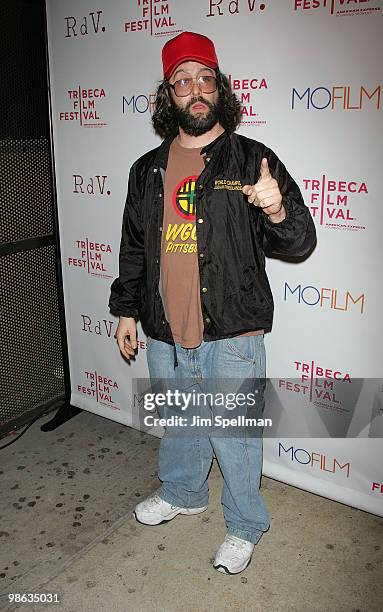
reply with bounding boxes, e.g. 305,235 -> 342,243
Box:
185,96 -> 214,111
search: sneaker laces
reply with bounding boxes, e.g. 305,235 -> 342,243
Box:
225,535 -> 251,550
150,494 -> 177,510
149,494 -> 163,506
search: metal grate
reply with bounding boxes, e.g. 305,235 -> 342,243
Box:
0,245 -> 65,422
0,0 -> 67,434
0,139 -> 53,244
0,1 -> 48,141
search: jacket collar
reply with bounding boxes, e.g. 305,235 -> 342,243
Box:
153,129 -> 229,170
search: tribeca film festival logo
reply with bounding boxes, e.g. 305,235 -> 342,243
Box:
228,74 -> 268,127
64,10 -> 106,37
291,84 -> 381,111
59,87 -> 107,128
124,0 -> 180,36
77,370 -> 120,411
284,283 -> 365,315
72,174 -> 111,198
302,176 -> 368,232
278,443 -> 350,478
293,0 -> 381,18
279,360 -> 352,412
68,239 -> 113,278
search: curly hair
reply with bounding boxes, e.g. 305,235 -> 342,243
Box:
151,69 -> 242,139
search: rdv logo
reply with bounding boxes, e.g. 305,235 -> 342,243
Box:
207,0 -> 267,16
81,315 -> 115,337
65,10 -> 106,37
72,174 -> 111,197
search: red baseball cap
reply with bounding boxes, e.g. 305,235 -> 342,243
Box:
162,31 -> 218,80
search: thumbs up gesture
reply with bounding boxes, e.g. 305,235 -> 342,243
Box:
242,158 -> 286,222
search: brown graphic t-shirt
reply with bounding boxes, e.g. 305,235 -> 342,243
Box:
160,137 -> 264,348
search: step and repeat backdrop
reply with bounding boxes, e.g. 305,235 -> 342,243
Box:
45,0 -> 383,516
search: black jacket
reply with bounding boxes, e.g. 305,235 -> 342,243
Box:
109,130 -> 316,345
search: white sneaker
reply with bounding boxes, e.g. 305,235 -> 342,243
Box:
133,493 -> 208,525
213,534 -> 255,574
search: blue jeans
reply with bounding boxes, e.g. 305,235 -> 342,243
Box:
146,335 -> 270,544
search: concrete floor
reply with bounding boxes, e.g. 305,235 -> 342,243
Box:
0,409 -> 382,612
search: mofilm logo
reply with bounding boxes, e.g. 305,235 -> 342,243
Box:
278,443 -> 351,477
291,84 -> 381,111
123,92 -> 156,115
283,283 -> 365,315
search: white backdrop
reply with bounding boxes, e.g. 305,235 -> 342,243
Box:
45,0 -> 383,516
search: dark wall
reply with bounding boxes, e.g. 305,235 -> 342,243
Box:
0,0 -> 67,435
1,0 -> 48,139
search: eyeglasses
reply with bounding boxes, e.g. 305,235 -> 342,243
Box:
168,75 -> 217,97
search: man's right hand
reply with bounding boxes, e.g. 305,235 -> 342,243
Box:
114,316 -> 137,360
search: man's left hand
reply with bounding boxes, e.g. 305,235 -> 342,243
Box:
242,157 -> 286,223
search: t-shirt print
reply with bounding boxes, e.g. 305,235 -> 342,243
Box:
160,138 -> 205,348
164,175 -> 199,256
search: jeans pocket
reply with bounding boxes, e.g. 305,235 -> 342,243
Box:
225,336 -> 257,363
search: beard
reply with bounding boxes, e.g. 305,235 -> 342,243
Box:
170,94 -> 223,136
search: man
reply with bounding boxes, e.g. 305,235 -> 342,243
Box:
109,31 -> 316,575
